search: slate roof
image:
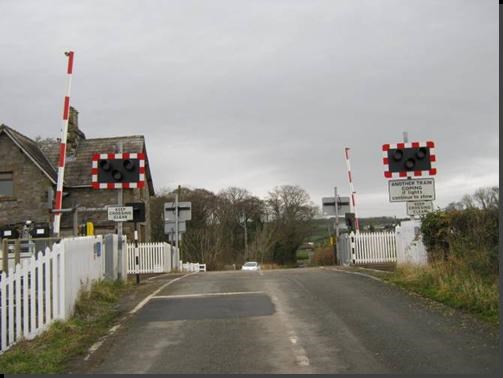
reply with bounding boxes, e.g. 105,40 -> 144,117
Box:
0,124 -> 58,183
1,124 -> 155,196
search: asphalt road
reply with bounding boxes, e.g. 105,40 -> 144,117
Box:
86,268 -> 499,374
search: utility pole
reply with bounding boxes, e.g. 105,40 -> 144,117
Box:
117,141 -> 123,237
241,212 -> 248,260
175,185 -> 181,261
403,130 -> 418,221
116,141 -> 130,282
334,186 -> 339,264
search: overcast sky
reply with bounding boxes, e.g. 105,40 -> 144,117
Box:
0,0 -> 498,217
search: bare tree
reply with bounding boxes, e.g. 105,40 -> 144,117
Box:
266,185 -> 316,264
472,187 -> 499,209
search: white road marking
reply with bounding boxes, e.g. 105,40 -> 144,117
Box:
269,294 -> 311,370
296,354 -> 310,366
130,272 -> 197,314
288,333 -> 310,366
84,340 -> 104,360
152,291 -> 265,299
108,324 -> 121,334
83,273 -> 196,361
323,267 -> 385,282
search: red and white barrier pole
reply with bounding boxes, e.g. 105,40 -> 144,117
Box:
344,147 -> 360,233
53,51 -> 74,237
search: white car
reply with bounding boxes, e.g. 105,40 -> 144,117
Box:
241,261 -> 260,271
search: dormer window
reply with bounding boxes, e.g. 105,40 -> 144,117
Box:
0,172 -> 14,196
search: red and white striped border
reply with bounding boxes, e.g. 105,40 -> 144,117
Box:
53,51 -> 75,236
344,147 -> 360,232
91,152 -> 145,189
382,141 -> 436,178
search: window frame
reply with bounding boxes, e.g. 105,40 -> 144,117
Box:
0,171 -> 15,198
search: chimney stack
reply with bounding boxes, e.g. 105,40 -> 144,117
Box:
67,106 -> 86,157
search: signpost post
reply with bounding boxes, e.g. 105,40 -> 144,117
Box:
334,187 -> 339,264
164,194 -> 192,263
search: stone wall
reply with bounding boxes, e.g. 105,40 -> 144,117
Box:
0,134 -> 53,226
61,183 -> 152,241
1,132 -> 153,241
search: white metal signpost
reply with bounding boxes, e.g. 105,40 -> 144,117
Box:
164,221 -> 186,234
406,201 -> 434,216
322,196 -> 351,216
164,202 -> 192,222
388,178 -> 435,202
164,199 -> 191,263
107,206 -> 133,222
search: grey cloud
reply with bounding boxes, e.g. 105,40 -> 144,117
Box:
0,0 -> 498,216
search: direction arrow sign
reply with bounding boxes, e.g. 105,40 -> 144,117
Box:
107,206 -> 133,222
388,178 -> 435,202
407,201 -> 434,216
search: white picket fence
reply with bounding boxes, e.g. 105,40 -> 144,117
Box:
126,242 -> 207,274
180,262 -> 206,272
338,232 -> 397,265
127,242 -> 174,274
0,235 -> 123,353
0,246 -> 63,351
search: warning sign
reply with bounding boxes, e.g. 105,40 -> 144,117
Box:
388,178 -> 435,202
107,206 -> 133,222
407,201 -> 434,216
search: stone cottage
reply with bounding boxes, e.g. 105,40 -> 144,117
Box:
0,107 -> 155,241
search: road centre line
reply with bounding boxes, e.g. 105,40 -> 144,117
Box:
152,291 -> 266,299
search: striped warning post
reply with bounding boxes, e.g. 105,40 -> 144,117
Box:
344,147 -> 360,233
53,51 -> 74,236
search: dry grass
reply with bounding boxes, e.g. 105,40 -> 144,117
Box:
310,247 -> 336,266
0,279 -> 131,374
385,260 -> 499,325
261,262 -> 291,270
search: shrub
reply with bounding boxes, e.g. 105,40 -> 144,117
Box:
421,210 -> 450,260
421,208 -> 499,276
311,247 -> 335,266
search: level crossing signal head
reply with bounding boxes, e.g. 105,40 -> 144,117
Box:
92,153 -> 145,189
382,141 -> 437,178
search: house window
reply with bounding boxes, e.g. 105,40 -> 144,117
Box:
0,172 -> 14,196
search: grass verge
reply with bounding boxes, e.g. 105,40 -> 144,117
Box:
0,279 -> 132,374
355,261 -> 499,327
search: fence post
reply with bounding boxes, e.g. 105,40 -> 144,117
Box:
1,271 -> 7,350
14,239 -> 20,266
2,239 -> 8,274
350,232 -> 356,265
